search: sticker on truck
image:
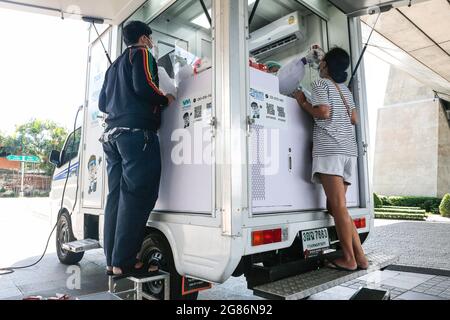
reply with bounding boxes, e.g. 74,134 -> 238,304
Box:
182,277 -> 212,296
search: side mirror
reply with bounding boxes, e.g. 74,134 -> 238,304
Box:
49,150 -> 61,167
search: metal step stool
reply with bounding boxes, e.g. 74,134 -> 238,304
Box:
108,271 -> 170,300
253,252 -> 398,300
62,239 -> 101,253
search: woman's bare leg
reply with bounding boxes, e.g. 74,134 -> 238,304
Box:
320,174 -> 357,270
326,184 -> 368,269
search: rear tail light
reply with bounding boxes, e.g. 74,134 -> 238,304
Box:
252,228 -> 286,246
353,217 -> 367,229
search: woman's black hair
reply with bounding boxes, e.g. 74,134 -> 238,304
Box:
324,47 -> 350,83
123,21 -> 152,46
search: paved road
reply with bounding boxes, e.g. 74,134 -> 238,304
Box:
363,219 -> 450,271
0,198 -> 449,300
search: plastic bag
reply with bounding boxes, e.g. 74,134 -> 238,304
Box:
175,63 -> 194,88
277,56 -> 307,96
277,45 -> 325,96
158,66 -> 177,98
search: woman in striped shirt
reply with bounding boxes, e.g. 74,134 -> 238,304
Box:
294,47 -> 368,271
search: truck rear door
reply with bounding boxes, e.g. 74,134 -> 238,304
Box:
80,28 -> 111,209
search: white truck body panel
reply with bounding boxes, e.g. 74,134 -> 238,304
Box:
47,0 -> 374,284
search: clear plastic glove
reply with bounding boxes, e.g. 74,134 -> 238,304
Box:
305,44 -> 325,70
166,94 -> 175,105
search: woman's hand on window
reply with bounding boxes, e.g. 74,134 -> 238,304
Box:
293,90 -> 307,106
351,109 -> 358,125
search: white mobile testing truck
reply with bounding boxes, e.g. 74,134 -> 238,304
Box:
4,0 -> 423,300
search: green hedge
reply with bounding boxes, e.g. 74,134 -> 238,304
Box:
375,208 -> 426,214
440,194 -> 450,218
382,205 -> 422,210
373,193 -> 382,208
375,212 -> 426,221
378,195 -> 442,214
0,192 -> 18,198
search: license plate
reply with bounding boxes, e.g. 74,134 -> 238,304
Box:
301,228 -> 330,258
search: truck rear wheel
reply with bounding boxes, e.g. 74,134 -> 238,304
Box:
139,232 -> 198,300
56,211 -> 84,265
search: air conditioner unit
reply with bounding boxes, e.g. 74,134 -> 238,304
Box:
249,11 -> 306,58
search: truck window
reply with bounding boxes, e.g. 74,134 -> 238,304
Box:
60,128 -> 81,166
248,0 -> 328,93
123,0 -> 213,96
122,0 -> 215,215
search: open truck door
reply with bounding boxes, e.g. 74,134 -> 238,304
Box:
80,29 -> 111,210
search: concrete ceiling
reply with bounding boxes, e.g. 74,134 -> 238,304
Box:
361,0 -> 450,100
0,0 -> 146,24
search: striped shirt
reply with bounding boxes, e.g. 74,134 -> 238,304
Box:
310,78 -> 358,157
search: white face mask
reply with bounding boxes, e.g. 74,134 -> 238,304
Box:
152,46 -> 159,60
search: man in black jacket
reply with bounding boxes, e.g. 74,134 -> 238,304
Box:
99,21 -> 174,277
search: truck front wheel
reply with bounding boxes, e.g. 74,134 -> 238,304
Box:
56,211 -> 84,265
140,231 -> 198,300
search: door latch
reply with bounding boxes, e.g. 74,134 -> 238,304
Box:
247,116 -> 255,136
362,142 -> 368,155
209,116 -> 217,137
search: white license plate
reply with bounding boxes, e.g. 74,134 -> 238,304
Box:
301,228 -> 330,258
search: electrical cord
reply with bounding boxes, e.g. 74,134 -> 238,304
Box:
0,106 -> 83,276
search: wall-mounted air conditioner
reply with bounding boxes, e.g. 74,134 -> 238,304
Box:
249,11 -> 306,59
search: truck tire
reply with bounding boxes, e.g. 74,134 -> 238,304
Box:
140,232 -> 198,300
56,211 -> 84,265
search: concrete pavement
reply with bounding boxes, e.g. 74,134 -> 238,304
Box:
1,198 -> 449,300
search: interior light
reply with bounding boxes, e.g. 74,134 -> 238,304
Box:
191,1 -> 257,29
191,9 -> 212,29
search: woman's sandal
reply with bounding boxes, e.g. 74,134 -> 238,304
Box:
357,264 -> 369,271
325,260 -> 358,272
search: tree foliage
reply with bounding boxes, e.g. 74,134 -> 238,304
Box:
0,119 -> 68,175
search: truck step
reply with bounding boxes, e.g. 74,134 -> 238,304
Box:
253,252 -> 398,300
62,239 -> 101,253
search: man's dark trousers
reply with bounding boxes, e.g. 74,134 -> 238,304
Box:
102,130 -> 161,269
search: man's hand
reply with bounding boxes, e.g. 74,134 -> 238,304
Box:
166,94 -> 175,105
293,90 -> 307,108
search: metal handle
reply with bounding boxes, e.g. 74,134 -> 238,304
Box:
247,116 -> 255,136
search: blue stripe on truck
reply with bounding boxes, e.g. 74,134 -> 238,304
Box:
53,162 -> 79,181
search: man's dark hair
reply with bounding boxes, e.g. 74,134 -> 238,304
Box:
123,21 -> 152,46
324,47 -> 350,83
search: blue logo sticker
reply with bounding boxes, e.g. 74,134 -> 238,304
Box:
250,88 -> 265,102
182,98 -> 192,109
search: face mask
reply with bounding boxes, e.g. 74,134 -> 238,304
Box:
152,46 -> 159,60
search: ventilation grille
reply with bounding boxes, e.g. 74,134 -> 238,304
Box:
251,34 -> 299,58
251,125 -> 266,201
